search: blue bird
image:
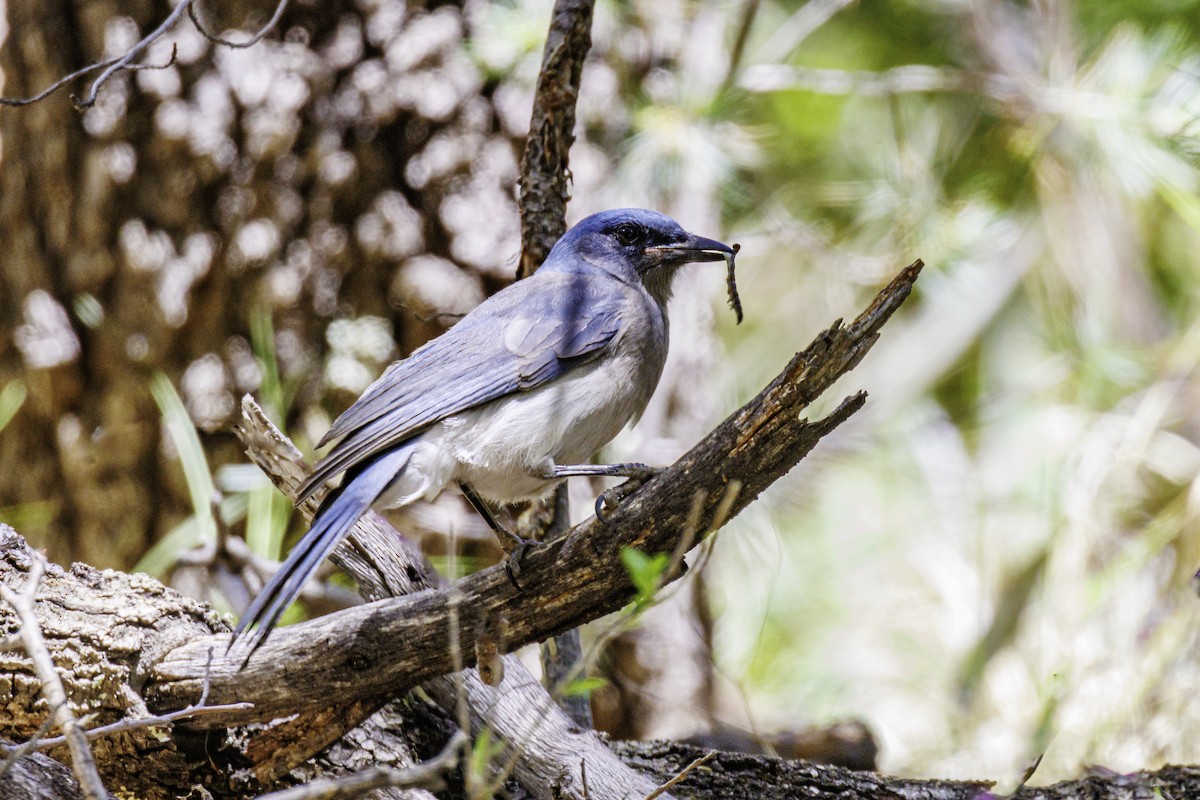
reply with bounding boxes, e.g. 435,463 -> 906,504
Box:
232,209 -> 735,656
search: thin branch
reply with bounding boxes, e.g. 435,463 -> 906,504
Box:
0,555 -> 109,800
0,708 -> 59,779
643,752 -> 715,800
255,730 -> 468,800
0,44 -> 179,108
0,0 -> 286,109
756,0 -> 857,65
187,0 -> 290,49
721,0 -> 763,93
516,0 -> 596,278
517,0 -> 598,732
72,1 -> 194,109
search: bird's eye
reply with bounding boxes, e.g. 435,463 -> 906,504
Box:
614,223 -> 642,246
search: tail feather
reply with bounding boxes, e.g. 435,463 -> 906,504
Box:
229,445 -> 413,662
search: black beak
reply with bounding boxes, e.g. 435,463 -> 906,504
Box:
647,233 -> 735,265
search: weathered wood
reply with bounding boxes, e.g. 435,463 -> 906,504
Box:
0,528 -> 439,799
145,261 -> 922,723
0,748 -> 85,800
517,0 -> 596,278
612,740 -> 1200,800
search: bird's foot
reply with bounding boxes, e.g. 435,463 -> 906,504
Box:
499,530 -> 537,590
595,466 -> 664,524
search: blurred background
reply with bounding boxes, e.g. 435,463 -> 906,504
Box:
4,0 -> 1200,786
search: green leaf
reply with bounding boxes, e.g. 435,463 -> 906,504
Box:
150,372 -> 216,542
0,380 -> 28,436
561,676 -> 608,698
620,546 -> 670,604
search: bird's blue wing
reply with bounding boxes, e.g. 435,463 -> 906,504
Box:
295,271 -> 626,504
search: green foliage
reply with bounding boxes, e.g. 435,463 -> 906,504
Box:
0,380 -> 26,436
245,308 -> 293,560
150,372 -> 217,545
619,546 -> 670,612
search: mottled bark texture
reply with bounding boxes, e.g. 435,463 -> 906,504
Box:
517,0 -> 595,278
0,525 -> 448,799
0,0 -> 526,569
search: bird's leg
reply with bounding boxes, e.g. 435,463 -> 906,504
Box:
458,481 -> 534,587
547,463 -> 664,523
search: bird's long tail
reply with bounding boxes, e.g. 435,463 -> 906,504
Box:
229,444 -> 414,661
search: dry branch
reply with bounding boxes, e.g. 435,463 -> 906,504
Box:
145,260 -> 924,722
517,0 -> 596,277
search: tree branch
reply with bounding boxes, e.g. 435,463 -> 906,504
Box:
517,0 -> 596,278
145,260 -> 923,723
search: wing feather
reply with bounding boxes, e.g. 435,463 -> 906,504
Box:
296,272 -> 626,504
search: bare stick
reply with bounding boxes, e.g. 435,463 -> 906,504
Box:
0,709 -> 59,779
0,555 -> 109,799
0,44 -> 178,108
255,730 -> 468,800
0,0 -> 287,109
517,0 -> 598,730
72,1 -> 194,109
643,752 -> 716,800
187,0 -> 290,49
516,0 -> 596,279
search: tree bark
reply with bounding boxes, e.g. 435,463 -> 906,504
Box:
6,520 -> 1200,799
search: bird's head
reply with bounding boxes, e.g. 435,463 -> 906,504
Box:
547,209 -> 735,305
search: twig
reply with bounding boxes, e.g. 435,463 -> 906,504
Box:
0,0 -> 286,109
255,730 -> 468,800
643,752 -> 715,800
6,647 -> 253,754
721,0 -> 763,92
517,0 -> 598,734
757,0 -> 857,64
187,0 -> 290,49
73,1 -> 194,109
0,44 -> 178,108
0,555 -> 109,799
0,708 -> 59,779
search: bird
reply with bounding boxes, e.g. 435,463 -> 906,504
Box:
231,208 -> 736,657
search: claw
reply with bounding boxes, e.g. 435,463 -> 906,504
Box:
503,536 -> 533,590
594,472 -> 659,525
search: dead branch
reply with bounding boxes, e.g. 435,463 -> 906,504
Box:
145,260 -> 923,724
517,0 -> 596,277
0,0 -> 286,109
516,0 -> 598,731
0,555 -> 107,799
255,731 -> 467,800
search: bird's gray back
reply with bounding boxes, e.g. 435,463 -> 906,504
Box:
296,265 -> 666,503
